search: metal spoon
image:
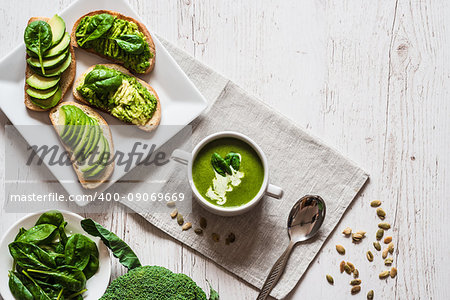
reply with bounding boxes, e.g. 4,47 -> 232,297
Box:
257,195 -> 326,300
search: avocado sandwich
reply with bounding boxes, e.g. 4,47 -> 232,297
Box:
73,64 -> 161,132
49,102 -> 115,189
72,10 -> 155,74
24,15 -> 76,111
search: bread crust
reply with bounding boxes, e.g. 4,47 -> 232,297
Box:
25,17 -> 76,112
49,101 -> 115,189
73,64 -> 161,132
71,10 -> 156,75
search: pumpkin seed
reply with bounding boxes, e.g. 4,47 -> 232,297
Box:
350,279 -> 361,285
182,222 -> 192,231
194,228 -> 203,235
385,257 -> 393,265
166,201 -> 176,207
212,233 -> 220,242
378,222 -> 391,230
384,236 -> 392,244
200,217 -> 207,229
376,207 -> 386,220
371,200 -> 381,207
351,286 -> 361,294
326,274 -> 334,284
382,248 -> 388,259
170,208 -> 178,218
388,242 -> 394,254
356,231 -> 366,236
177,213 -> 184,225
336,244 -> 345,255
352,233 -> 364,242
376,228 -> 384,240
347,262 -> 355,272
344,264 -> 352,274
367,290 -> 374,300
379,270 -> 390,279
342,227 -> 352,235
366,251 -> 374,262
340,261 -> 346,273
373,241 -> 381,251
353,269 -> 359,278
390,267 -> 397,278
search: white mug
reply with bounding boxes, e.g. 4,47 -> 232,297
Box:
171,131 -> 283,216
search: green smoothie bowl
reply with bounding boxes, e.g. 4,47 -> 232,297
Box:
172,131 -> 283,216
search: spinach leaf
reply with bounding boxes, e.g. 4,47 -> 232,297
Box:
65,233 -> 97,271
83,254 -> 99,279
16,224 -> 57,245
58,221 -> 69,246
24,20 -> 52,74
84,67 -> 122,96
81,218 -> 141,270
114,34 -> 145,54
224,152 -> 241,171
9,242 -> 56,270
8,271 -> 34,300
14,227 -> 27,241
211,153 -> 232,177
78,13 -> 115,47
35,210 -> 64,227
22,270 -> 53,300
27,265 -> 86,292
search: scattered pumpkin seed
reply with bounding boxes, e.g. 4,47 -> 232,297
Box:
367,290 -> 374,300
366,251 -> 374,262
373,241 -> 381,251
388,242 -> 394,254
351,285 -> 361,294
350,279 -> 361,286
376,207 -> 386,220
212,233 -> 220,242
182,222 -> 192,231
385,257 -> 393,265
225,233 -> 236,245
382,248 -> 389,259
166,201 -> 176,207
378,222 -> 391,230
336,244 -> 346,255
326,274 -> 334,284
384,236 -> 392,244
347,262 -> 355,272
194,228 -> 203,235
340,261 -> 346,273
342,227 -> 352,235
376,228 -> 384,240
390,267 -> 397,278
379,270 -> 390,279
353,269 -> 359,278
352,233 -> 364,242
170,208 -> 178,219
356,231 -> 366,236
344,264 -> 352,274
177,213 -> 184,225
371,200 -> 381,207
200,217 -> 207,229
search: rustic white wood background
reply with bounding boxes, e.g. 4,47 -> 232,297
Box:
1,0 -> 449,299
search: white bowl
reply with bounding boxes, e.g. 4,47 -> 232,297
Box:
0,211 -> 111,300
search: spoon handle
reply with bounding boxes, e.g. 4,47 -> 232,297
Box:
257,241 -> 295,300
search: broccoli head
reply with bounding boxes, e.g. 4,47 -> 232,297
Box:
100,266 -> 209,300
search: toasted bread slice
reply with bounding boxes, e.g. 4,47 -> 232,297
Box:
25,17 -> 76,112
73,64 -> 161,132
71,10 -> 156,74
49,101 -> 115,189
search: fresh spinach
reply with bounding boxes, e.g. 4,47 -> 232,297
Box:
24,20 -> 52,74
83,67 -> 123,96
64,233 -> 97,271
114,34 -> 145,54
27,265 -> 86,292
58,221 -> 69,246
16,224 -> 57,245
22,270 -> 53,300
81,218 -> 141,270
35,210 -> 64,227
9,242 -> 56,270
14,227 -> 27,241
211,153 -> 232,177
78,13 -> 115,47
83,253 -> 99,279
225,152 -> 241,171
8,271 -> 34,300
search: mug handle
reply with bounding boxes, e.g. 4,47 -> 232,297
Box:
266,184 -> 283,199
171,149 -> 192,165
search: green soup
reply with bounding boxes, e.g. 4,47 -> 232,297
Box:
192,137 -> 265,208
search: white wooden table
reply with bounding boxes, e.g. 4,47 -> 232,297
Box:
1,0 -> 449,299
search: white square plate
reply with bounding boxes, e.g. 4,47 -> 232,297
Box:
0,0 -> 206,204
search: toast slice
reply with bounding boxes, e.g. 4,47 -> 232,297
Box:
73,64 -> 161,132
71,10 -> 156,74
49,101 -> 115,189
25,17 -> 76,111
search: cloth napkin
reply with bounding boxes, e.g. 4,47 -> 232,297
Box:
118,37 -> 369,299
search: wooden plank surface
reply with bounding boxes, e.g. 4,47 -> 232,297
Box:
1,0 -> 449,299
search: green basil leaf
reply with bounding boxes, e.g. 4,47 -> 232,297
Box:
211,153 -> 231,177
225,152 -> 241,171
114,34 -> 145,54
81,218 -> 141,270
27,265 -> 86,292
78,13 -> 115,47
8,271 -> 34,300
35,210 -> 65,227
24,20 -> 52,74
16,224 -> 58,245
8,242 -> 56,270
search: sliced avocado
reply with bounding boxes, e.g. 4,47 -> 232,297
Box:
32,52 -> 71,77
30,87 -> 61,109
61,106 -> 78,142
26,74 -> 60,90
84,137 -> 110,178
65,106 -> 84,146
59,105 -> 75,139
26,85 -> 59,99
27,32 -> 70,59
48,14 -> 66,46
82,119 -> 101,161
27,49 -> 68,70
67,108 -> 88,148
81,135 -> 106,174
73,117 -> 95,161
